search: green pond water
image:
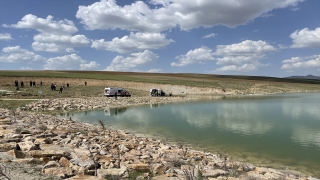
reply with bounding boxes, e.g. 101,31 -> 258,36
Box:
58,93 -> 320,177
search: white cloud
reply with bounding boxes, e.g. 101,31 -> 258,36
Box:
277,44 -> 288,49
172,40 -> 276,72
171,47 -> 214,67
80,61 -> 100,70
20,67 -> 33,70
77,0 -> 176,32
3,14 -> 90,53
203,33 -> 217,39
76,0 -> 304,32
213,40 -> 276,72
214,40 -> 277,56
44,54 -> 100,70
0,33 -> 13,40
282,57 -> 303,64
260,13 -> 274,18
147,69 -> 163,73
3,14 -> 78,35
0,46 -> 45,63
215,64 -> 258,72
216,55 -> 264,65
291,7 -> 300,11
32,33 -> 90,53
32,42 -> 76,53
106,50 -> 158,71
290,27 -> 320,48
92,32 -> 173,53
282,55 -> 320,69
149,0 -> 172,6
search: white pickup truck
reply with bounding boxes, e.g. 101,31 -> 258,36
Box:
104,87 -> 131,97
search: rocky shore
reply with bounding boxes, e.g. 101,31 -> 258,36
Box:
0,96 -> 319,180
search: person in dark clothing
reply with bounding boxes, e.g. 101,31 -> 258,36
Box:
115,92 -> 117,100
59,86 -> 63,93
30,81 -> 32,87
20,81 -> 24,87
51,83 -> 56,91
40,81 -> 43,86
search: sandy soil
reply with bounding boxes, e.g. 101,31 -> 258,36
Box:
0,77 -> 233,96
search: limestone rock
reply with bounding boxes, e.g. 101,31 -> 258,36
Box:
7,149 -> 27,158
43,167 -> 73,178
70,158 -> 95,168
27,149 -> 65,158
11,158 -> 44,164
59,157 -> 71,167
18,141 -> 41,151
97,166 -> 127,178
153,163 -> 167,175
66,175 -> 105,180
127,163 -> 150,172
202,169 -> 229,178
43,161 -> 60,169
242,163 -> 256,172
0,142 -> 17,151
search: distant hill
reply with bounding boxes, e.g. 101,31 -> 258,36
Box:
287,75 -> 320,80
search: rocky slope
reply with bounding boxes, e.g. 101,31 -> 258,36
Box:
0,97 -> 319,180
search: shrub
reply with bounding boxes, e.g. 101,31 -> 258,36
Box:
38,125 -> 47,132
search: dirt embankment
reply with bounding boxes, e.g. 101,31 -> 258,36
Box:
0,77 -> 227,95
2,76 -> 320,98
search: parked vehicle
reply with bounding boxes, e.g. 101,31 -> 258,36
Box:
150,88 -> 166,96
104,87 -> 131,97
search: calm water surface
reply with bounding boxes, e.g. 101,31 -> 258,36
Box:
58,93 -> 320,176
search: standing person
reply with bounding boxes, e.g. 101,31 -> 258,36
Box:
59,86 -> 63,93
30,81 -> 32,87
40,81 -> 43,86
84,81 -> 87,86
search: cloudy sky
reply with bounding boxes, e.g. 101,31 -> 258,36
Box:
0,0 -> 319,77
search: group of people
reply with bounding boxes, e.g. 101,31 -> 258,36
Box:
14,80 -> 43,90
51,83 -> 70,93
13,80 -> 72,94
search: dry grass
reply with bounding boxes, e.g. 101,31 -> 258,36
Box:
1,71 -> 320,102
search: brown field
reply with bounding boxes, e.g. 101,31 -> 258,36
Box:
1,71 -> 320,101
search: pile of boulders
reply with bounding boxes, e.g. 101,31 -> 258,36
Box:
0,105 -> 317,179
23,96 -> 195,111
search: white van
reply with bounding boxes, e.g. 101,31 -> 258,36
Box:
104,87 -> 131,97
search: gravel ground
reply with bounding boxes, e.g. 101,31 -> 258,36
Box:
0,153 -> 62,180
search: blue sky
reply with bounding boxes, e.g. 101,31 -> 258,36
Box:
0,0 -> 319,77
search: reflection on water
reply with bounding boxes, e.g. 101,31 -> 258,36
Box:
58,93 -> 320,176
104,107 -> 129,116
291,125 -> 320,148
